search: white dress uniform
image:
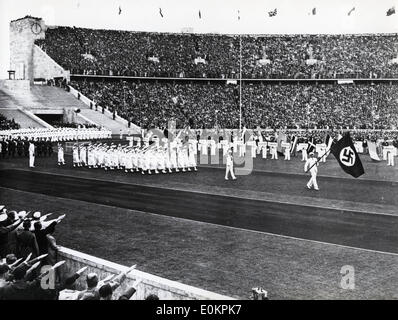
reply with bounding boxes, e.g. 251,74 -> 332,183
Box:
57,144 -> 65,165
29,142 -> 35,167
170,143 -> 178,171
301,143 -> 308,161
163,148 -> 172,173
304,156 -> 319,190
87,147 -> 95,168
270,144 -> 278,160
188,144 -> 198,170
225,152 -> 236,180
80,146 -> 87,166
125,150 -> 133,172
72,146 -> 80,167
386,145 -> 395,166
284,143 -> 291,161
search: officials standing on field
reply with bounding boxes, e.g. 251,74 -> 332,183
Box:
28,140 -> 35,168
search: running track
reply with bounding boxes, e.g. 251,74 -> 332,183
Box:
1,169 -> 398,254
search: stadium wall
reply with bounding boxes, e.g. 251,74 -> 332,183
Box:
57,247 -> 234,300
33,45 -> 70,81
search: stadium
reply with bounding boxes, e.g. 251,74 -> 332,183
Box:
0,0 -> 398,302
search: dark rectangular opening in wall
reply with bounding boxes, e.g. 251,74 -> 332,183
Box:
35,113 -> 63,125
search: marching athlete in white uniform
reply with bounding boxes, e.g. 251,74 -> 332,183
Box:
72,144 -> 80,167
304,152 -> 319,191
57,143 -> 65,165
284,143 -> 291,161
80,144 -> 87,166
225,149 -> 237,180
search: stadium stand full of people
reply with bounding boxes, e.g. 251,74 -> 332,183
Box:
35,27 -> 398,79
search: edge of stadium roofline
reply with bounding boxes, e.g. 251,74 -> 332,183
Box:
69,74 -> 398,82
10,15 -> 42,23
42,23 -> 398,37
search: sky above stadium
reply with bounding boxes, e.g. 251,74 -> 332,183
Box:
1,0 -> 397,78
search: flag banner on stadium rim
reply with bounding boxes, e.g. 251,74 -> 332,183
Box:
368,141 -> 381,161
330,132 -> 365,178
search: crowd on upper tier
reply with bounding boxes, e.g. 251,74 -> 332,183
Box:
70,80 -> 398,130
35,27 -> 398,79
0,115 -> 20,131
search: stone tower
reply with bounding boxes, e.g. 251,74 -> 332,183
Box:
9,16 -> 46,82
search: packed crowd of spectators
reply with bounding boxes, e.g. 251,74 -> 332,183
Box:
70,79 -> 398,130
0,204 -> 158,300
0,115 -> 20,131
35,26 -> 398,79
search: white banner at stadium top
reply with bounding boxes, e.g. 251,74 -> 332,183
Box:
296,143 -> 308,151
258,142 -> 267,148
268,142 -> 277,148
281,142 -> 291,148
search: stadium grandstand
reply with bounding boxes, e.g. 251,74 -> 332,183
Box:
1,0 -> 398,305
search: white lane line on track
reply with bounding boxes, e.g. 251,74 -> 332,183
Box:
1,184 -> 398,258
7,167 -> 398,218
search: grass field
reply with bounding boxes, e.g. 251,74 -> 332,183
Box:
0,151 -> 397,299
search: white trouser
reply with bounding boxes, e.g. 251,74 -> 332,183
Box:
387,152 -> 395,166
302,150 -> 308,161
307,172 -> 318,189
271,148 -> 278,159
225,164 -> 236,179
262,148 -> 267,159
383,148 -> 388,160
29,155 -> 35,167
284,149 -> 291,160
58,152 -> 64,163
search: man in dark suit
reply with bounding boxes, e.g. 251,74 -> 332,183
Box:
16,220 -> 39,259
23,138 -> 29,157
17,138 -> 23,157
47,138 -> 53,157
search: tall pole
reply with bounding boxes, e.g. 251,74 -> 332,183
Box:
239,34 -> 242,131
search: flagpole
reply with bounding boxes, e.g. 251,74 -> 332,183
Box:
239,34 -> 242,131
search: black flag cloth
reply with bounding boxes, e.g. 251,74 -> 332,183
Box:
330,133 -> 364,178
387,6 -> 395,16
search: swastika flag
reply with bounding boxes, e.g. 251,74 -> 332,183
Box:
330,132 -> 364,178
